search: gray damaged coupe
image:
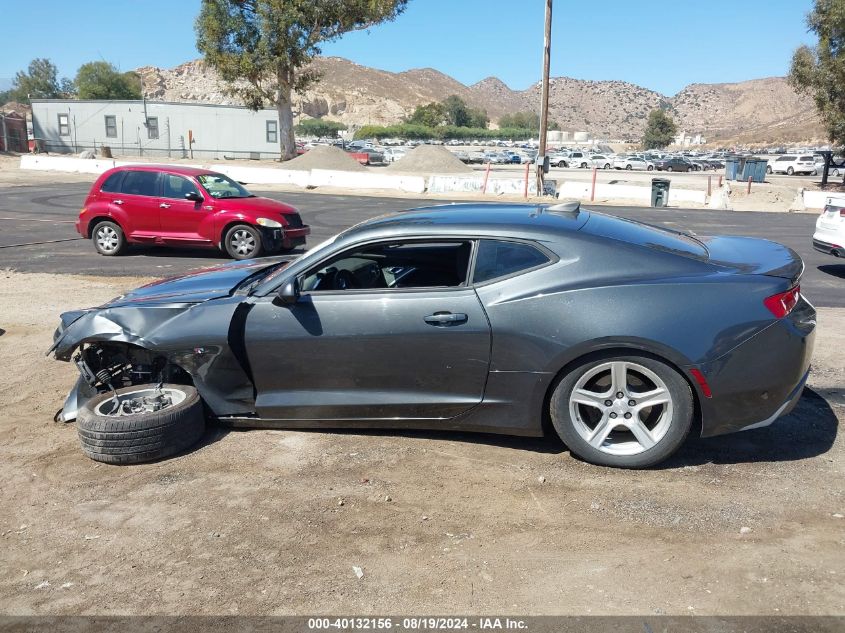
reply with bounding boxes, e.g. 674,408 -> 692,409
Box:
49,203 -> 816,468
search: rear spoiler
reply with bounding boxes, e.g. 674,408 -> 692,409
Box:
701,236 -> 804,285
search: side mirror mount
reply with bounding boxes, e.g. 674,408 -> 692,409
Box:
185,191 -> 203,202
274,278 -> 300,306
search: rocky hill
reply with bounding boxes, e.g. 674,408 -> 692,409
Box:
135,57 -> 823,144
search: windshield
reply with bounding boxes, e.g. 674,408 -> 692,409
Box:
197,173 -> 254,199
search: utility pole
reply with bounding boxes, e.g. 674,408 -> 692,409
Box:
536,0 -> 553,196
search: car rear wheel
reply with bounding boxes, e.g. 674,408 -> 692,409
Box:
647,165 -> 654,171
549,354 -> 694,468
625,165 -> 632,171
224,224 -> 264,260
580,162 -> 588,169
76,384 -> 205,465
603,163 -> 611,170
787,167 -> 794,175
766,166 -> 773,174
92,221 -> 126,256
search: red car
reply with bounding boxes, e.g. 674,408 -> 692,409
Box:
77,165 -> 310,260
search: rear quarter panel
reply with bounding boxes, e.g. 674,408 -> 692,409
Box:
474,235 -> 785,428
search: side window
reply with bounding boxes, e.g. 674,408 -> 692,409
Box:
161,174 -> 196,199
301,241 -> 473,292
104,115 -> 117,138
147,117 -> 159,140
472,240 -> 550,284
100,172 -> 124,193
266,120 -> 278,144
57,113 -> 70,137
119,171 -> 159,197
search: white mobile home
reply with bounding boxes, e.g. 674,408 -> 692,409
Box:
31,99 -> 285,160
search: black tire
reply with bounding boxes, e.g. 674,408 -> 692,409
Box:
603,163 -> 611,170
787,167 -> 794,175
549,353 -> 694,468
580,162 -> 588,169
766,166 -> 773,174
76,384 -> 205,465
666,166 -> 673,172
92,220 -> 126,256
224,224 -> 264,260
625,164 -> 632,171
647,165 -> 654,171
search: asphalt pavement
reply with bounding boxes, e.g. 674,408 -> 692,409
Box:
0,183 -> 842,307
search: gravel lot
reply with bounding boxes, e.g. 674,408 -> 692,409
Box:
0,162 -> 843,616
0,271 -> 843,616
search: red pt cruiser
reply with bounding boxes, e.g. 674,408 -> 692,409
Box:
77,165 -> 310,259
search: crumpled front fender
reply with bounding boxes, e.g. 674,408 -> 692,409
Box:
49,305 -> 194,361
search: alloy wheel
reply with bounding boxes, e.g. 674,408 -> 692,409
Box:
568,360 -> 673,456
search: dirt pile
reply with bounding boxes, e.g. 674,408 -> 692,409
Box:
386,145 -> 472,174
284,145 -> 366,172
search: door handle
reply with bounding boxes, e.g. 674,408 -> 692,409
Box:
159,203 -> 171,209
424,312 -> 468,325
112,199 -> 123,205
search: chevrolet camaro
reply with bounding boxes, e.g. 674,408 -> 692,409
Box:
49,202 -> 815,468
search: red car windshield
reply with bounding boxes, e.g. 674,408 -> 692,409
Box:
197,173 -> 255,199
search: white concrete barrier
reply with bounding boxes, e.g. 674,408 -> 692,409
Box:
309,169 -> 426,194
557,180 -> 706,205
803,190 -> 844,209
213,164 -> 310,187
20,154 -> 116,174
428,175 -> 538,195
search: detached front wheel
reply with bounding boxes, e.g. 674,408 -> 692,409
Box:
76,384 -> 205,465
550,354 -> 693,468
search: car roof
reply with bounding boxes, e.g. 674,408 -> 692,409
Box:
108,164 -> 220,177
344,203 -> 591,240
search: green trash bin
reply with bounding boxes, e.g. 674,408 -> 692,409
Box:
651,178 -> 670,208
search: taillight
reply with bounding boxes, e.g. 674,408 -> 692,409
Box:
764,285 -> 800,318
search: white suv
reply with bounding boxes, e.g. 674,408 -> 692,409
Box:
768,155 -> 817,176
813,196 -> 845,257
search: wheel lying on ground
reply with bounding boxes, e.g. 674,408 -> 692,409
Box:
224,223 -> 264,260
549,353 -> 693,468
92,220 -> 126,256
76,384 -> 205,465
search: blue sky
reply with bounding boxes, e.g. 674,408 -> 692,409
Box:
0,0 -> 815,96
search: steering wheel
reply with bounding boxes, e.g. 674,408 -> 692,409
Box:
333,269 -> 359,290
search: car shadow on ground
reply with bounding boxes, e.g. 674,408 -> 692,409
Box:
191,388 -> 838,468
819,264 -> 845,280
663,387 -> 839,468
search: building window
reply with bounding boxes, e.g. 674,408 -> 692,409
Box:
266,120 -> 278,143
105,115 -> 117,138
146,117 -> 159,140
57,113 -> 70,137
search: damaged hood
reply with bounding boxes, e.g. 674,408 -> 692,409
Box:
48,256 -> 293,360
103,256 -> 291,307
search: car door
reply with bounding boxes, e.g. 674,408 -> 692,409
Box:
243,238 -> 492,421
157,173 -> 214,247
113,170 -> 161,240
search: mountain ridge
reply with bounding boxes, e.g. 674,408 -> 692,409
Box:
135,57 -> 824,144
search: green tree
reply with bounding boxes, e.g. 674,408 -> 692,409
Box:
498,111 -> 559,131
442,95 -> 471,127
6,58 -> 67,103
789,0 -> 845,151
196,0 -> 408,161
467,107 -> 488,129
74,62 -> 142,100
642,109 -> 677,149
407,102 -> 447,127
294,118 -> 347,137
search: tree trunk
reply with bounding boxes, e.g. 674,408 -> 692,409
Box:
277,79 -> 296,162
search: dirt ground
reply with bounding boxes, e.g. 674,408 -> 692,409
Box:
0,271 -> 843,616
